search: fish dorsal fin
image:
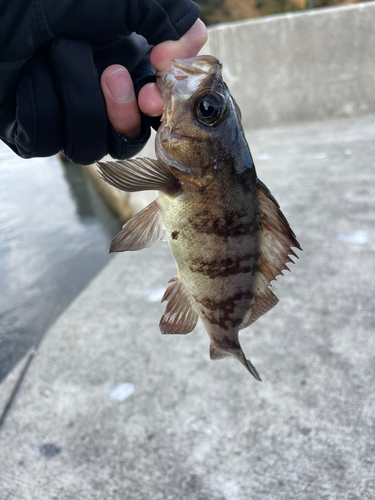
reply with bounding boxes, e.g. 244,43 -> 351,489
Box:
160,276 -> 198,335
110,200 -> 164,252
97,158 -> 180,194
239,275 -> 279,329
240,179 -> 301,329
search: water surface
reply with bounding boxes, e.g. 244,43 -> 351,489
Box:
0,143 -> 121,382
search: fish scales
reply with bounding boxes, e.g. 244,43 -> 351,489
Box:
159,159 -> 259,335
97,55 -> 301,380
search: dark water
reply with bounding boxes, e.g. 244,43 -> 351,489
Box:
0,143 -> 122,382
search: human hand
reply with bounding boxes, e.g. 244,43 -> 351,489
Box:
0,0 -> 205,164
100,19 -> 207,139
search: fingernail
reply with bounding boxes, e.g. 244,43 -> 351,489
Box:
107,69 -> 133,101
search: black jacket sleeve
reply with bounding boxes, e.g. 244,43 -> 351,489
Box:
0,0 -> 200,164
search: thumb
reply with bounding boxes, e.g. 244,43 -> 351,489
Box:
150,19 -> 208,71
101,65 -> 141,139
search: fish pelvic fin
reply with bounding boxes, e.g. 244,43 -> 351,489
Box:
160,276 -> 198,335
110,200 -> 164,252
97,157 -> 180,195
209,342 -> 262,381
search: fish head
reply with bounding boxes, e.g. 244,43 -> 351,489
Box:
156,56 -> 253,179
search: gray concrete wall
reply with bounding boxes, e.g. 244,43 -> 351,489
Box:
205,2 -> 375,129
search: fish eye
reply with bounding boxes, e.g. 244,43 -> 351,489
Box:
194,90 -> 225,126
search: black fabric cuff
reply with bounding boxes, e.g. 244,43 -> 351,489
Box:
156,0 -> 200,38
131,52 -> 161,132
108,120 -> 151,160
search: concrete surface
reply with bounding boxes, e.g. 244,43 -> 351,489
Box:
1,114 -> 374,499
0,350 -> 33,426
205,2 -> 375,129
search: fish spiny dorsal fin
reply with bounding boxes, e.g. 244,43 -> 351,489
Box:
110,200 -> 164,252
209,343 -> 262,381
160,276 -> 198,335
240,179 -> 301,330
97,158 -> 180,194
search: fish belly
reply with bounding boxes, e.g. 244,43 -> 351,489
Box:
158,175 -> 260,343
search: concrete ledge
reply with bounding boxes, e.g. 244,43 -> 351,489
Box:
206,2 -> 375,128
0,350 -> 34,424
1,115 -> 374,499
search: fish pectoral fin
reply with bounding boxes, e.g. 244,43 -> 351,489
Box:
159,276 -> 198,335
210,343 -> 261,381
110,200 -> 164,252
97,157 -> 180,194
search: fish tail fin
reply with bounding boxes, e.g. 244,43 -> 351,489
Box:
209,342 -> 262,381
241,355 -> 262,382
209,343 -> 230,360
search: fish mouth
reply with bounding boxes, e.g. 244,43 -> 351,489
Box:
172,56 -> 222,76
156,56 -> 222,100
155,56 -> 221,176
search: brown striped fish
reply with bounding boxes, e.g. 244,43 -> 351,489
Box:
97,55 -> 301,380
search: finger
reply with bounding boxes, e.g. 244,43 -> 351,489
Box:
150,19 -> 208,71
101,65 -> 141,138
138,83 -> 165,117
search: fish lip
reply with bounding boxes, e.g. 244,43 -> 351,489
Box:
156,56 -> 222,99
172,56 -> 222,76
156,71 -> 177,90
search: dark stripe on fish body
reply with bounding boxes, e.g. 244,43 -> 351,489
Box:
189,252 -> 259,279
188,210 -> 258,239
236,170 -> 256,194
202,312 -> 243,330
196,290 -> 255,311
196,291 -> 255,330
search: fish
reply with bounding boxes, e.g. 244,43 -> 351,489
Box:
97,55 -> 301,380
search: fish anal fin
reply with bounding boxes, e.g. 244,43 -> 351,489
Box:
97,158 -> 180,194
160,276 -> 198,335
110,200 -> 163,252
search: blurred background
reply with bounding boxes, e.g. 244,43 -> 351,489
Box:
0,146 -> 122,382
194,0 -> 368,24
